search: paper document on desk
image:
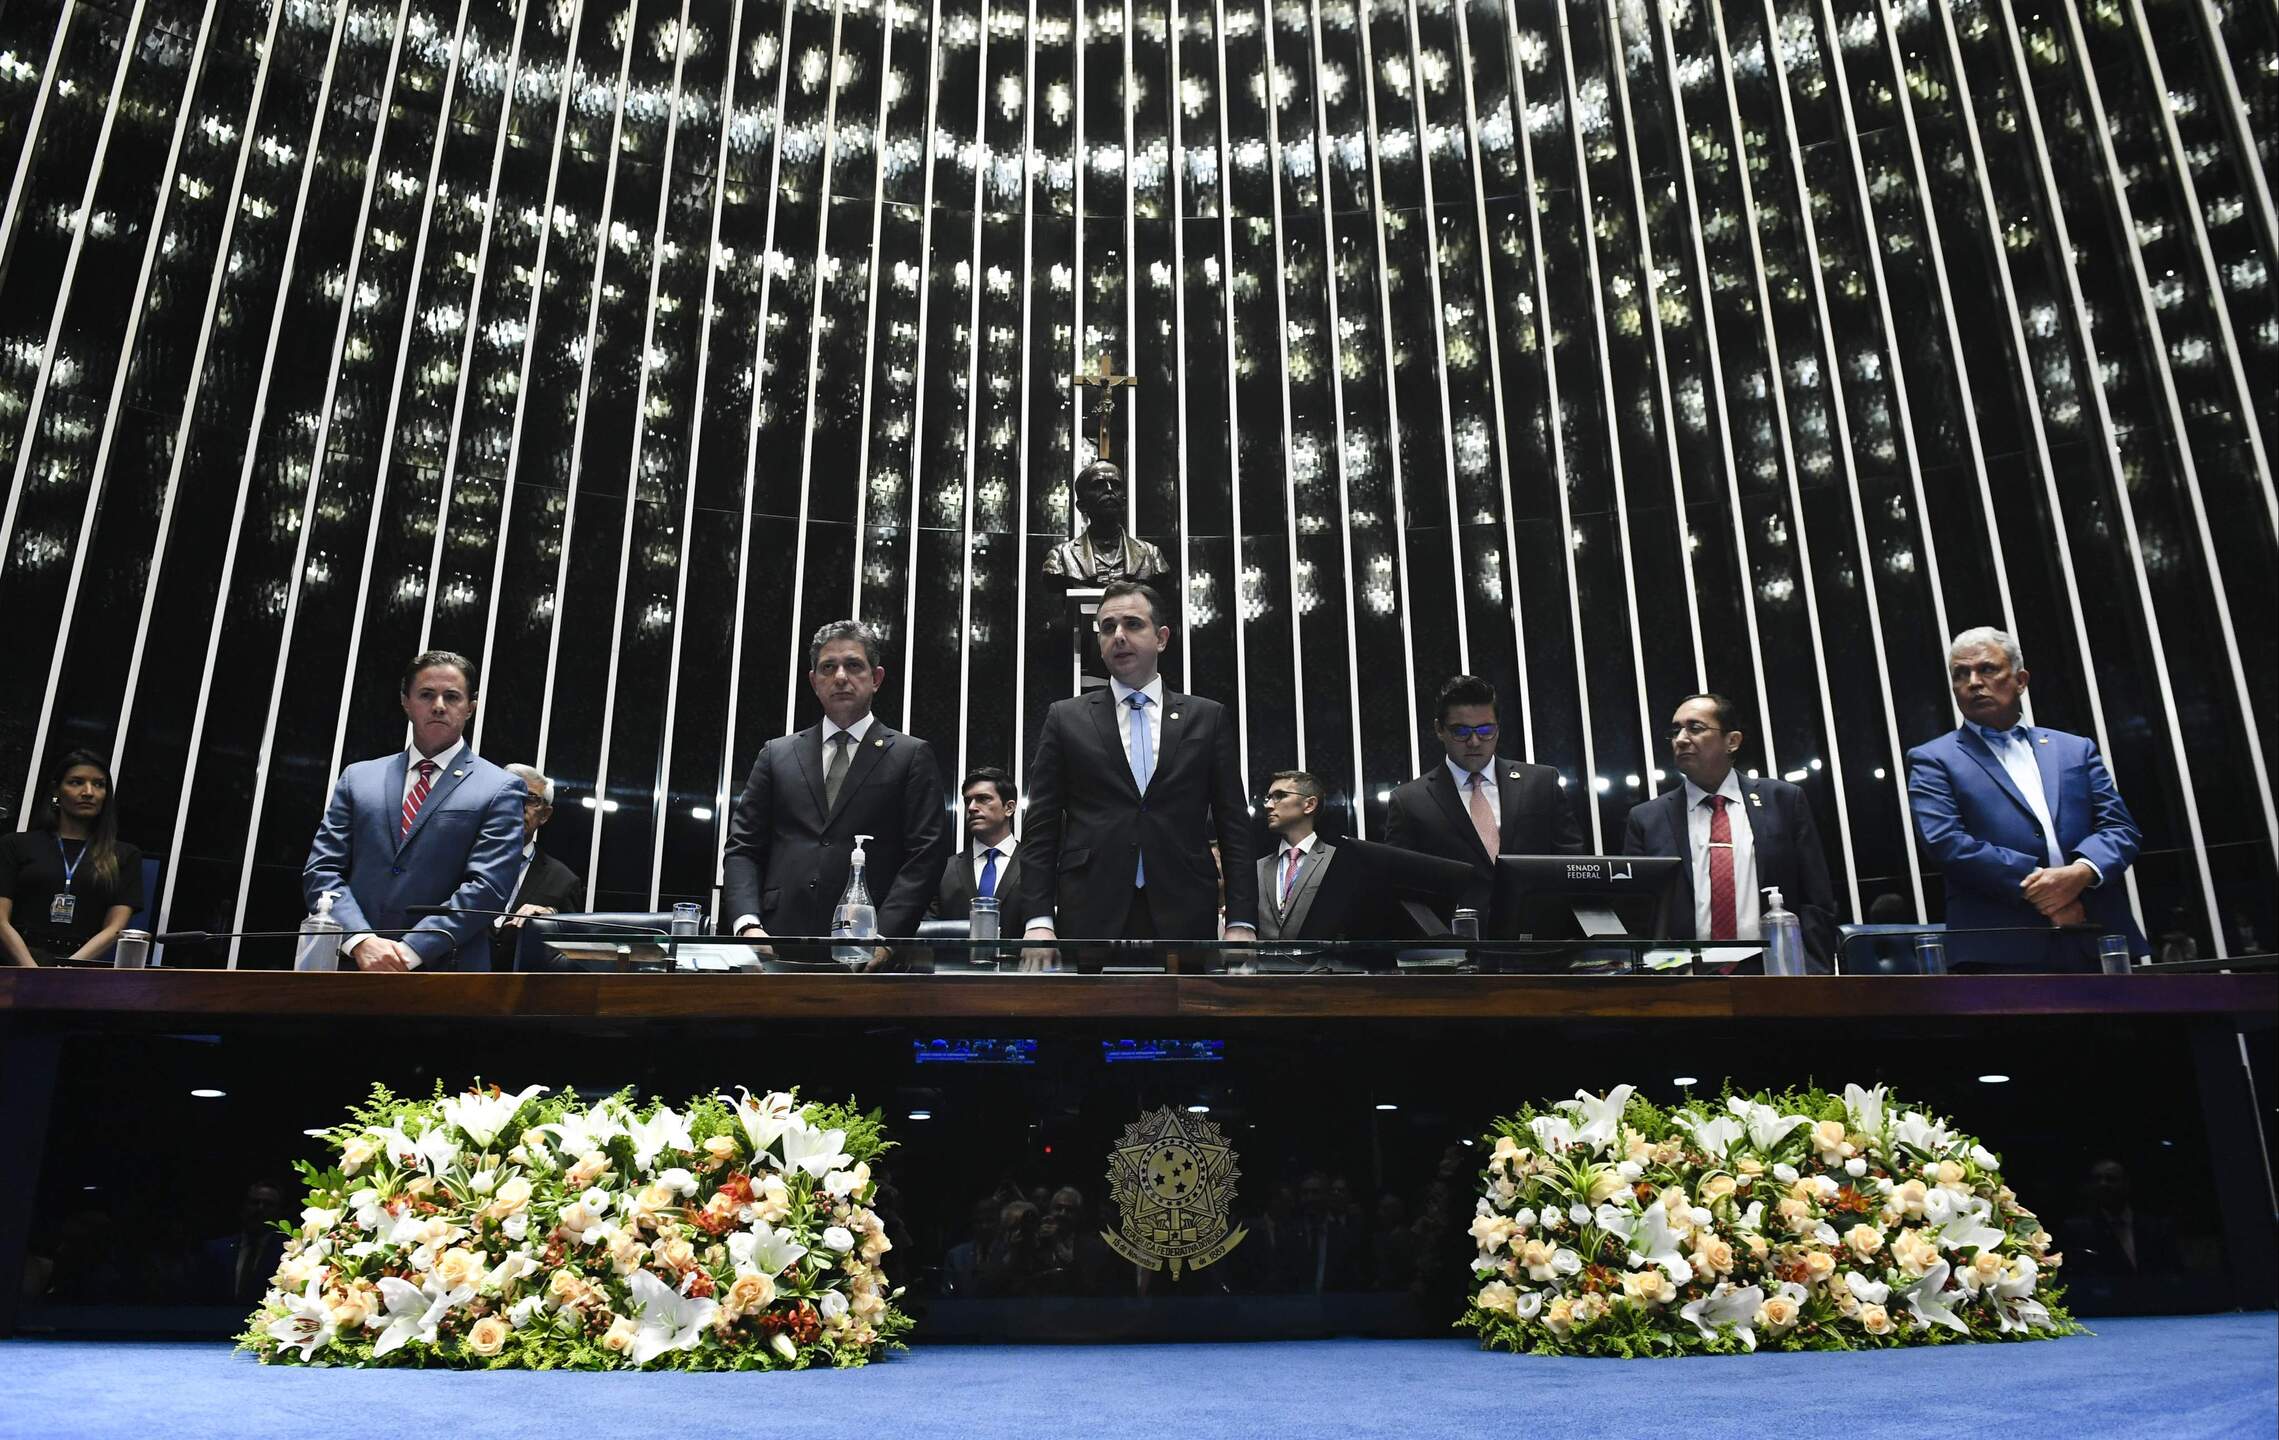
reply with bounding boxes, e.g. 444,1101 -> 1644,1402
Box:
1641,947 -> 1764,972
671,944 -> 761,972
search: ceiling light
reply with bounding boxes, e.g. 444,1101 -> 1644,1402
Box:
907,1109 -> 932,1120
1187,1104 -> 1210,1114
1374,1102 -> 1397,1111
1977,1074 -> 2010,1085
1672,1076 -> 1699,1087
190,1088 -> 226,1099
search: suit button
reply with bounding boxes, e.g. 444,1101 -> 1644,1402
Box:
391,866 -> 404,876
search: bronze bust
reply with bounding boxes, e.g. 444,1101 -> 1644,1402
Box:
1042,460 -> 1168,585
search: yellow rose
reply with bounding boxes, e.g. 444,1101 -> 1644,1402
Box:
1893,1179 -> 1928,1217
341,1138 -> 377,1175
1470,1213 -> 1518,1253
637,1182 -> 675,1211
547,1269 -> 583,1302
1517,1239 -> 1559,1282
603,1316 -> 640,1353
432,1247 -> 485,1290
1812,1118 -> 1850,1159
1543,1297 -> 1574,1334
565,1152 -> 611,1190
725,1272 -> 777,1316
1651,1141 -> 1683,1166
1757,1295 -> 1800,1332
405,1176 -> 438,1200
1802,1251 -> 1837,1283
656,1237 -> 696,1272
1570,1294 -> 1606,1327
1736,1157 -> 1764,1176
1935,1160 -> 1966,1187
1845,1224 -> 1884,1260
1743,1233 -> 1770,1260
704,1136 -> 739,1163
1860,1304 -> 1894,1336
485,1175 -> 533,1220
1836,1288 -> 1860,1316
1692,1237 -> 1735,1277
1476,1280 -> 1520,1317
326,1290 -> 372,1330
1970,1252 -> 2006,1286
1621,1270 -> 1675,1307
1776,1197 -> 1814,1234
1891,1228 -> 1940,1277
1624,1129 -> 1651,1162
466,1316 -> 510,1357
1700,1174 -> 1738,1203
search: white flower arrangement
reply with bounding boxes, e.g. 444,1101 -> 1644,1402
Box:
240,1082 -> 908,1370
1462,1083 -> 2079,1356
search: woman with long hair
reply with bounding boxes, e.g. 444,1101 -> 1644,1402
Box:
1,750 -> 145,965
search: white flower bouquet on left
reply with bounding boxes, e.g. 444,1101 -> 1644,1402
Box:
239,1082 -> 909,1370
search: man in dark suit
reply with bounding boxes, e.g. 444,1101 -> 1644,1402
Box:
1908,627 -> 2145,969
495,763 -> 587,970
1383,675 -> 1583,911
1018,580 -> 1257,942
934,766 -> 1026,921
302,650 -> 527,971
1621,693 -> 1838,967
1256,770 -> 1334,941
724,621 -> 949,945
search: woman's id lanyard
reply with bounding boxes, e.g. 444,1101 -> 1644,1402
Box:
50,837 -> 82,926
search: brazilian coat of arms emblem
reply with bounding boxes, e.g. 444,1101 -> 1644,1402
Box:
1101,1105 -> 1247,1277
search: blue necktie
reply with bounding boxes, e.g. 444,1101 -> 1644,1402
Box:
977,847 -> 999,899
1128,692 -> 1152,887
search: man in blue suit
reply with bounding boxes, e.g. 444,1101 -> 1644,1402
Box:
302,650 -> 526,971
1907,627 -> 2145,969
1622,693 -> 1838,968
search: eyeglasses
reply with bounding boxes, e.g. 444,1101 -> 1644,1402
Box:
1264,790 -> 1303,803
1665,721 -> 1723,739
1442,723 -> 1498,740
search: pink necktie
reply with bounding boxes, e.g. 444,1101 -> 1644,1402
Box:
1468,772 -> 1498,859
1706,795 -> 1737,940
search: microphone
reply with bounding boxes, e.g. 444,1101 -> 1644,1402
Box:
403,904 -> 669,935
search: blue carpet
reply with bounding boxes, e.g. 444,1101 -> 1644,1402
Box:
3,1315 -> 2273,1439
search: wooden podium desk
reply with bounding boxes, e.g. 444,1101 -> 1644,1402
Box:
3,966 -> 2272,1338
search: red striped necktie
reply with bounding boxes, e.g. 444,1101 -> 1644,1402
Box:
1706,794 -> 1737,940
401,759 -> 438,838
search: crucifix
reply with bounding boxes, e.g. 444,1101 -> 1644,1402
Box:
1068,351 -> 1137,460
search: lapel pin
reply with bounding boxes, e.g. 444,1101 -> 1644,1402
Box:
1508,769 -> 1521,780
1749,791 -> 1763,808
1168,711 -> 1179,720
873,737 -> 885,748
453,769 -> 466,778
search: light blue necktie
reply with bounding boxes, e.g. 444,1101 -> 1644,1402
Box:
977,847 -> 999,899
1127,692 -> 1153,887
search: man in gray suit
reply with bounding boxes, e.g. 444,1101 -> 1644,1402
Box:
302,650 -> 527,971
1256,770 -> 1335,941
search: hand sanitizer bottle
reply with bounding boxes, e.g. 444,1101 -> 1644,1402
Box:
1761,886 -> 1807,978
833,835 -> 878,966
296,890 -> 345,972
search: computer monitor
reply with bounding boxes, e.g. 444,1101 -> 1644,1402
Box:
1487,854 -> 1684,942
1290,837 -> 1477,943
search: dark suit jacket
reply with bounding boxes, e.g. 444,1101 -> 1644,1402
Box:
1382,757 -> 1584,910
514,845 -> 586,914
1254,842 -> 1335,941
722,719 -> 949,940
1017,685 -> 1257,939
1907,724 -> 2144,967
933,839 -> 1027,920
302,749 -> 526,971
1620,775 -> 1838,966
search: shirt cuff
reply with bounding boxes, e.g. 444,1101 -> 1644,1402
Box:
733,914 -> 761,935
1024,918 -> 1056,935
2077,857 -> 2105,887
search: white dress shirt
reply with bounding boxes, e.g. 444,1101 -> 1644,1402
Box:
1969,721 -> 2069,870
348,738 -> 468,968
498,839 -> 541,923
1109,675 -> 1165,780
1445,756 -> 1501,830
735,712 -> 879,935
1272,831 -> 1321,912
1682,771 -> 1760,942
970,832 -> 1017,894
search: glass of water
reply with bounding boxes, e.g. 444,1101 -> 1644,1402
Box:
1911,932 -> 1946,976
968,896 -> 1001,942
671,902 -> 704,937
2097,933 -> 2133,976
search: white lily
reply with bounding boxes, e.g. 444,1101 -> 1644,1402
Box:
624,1106 -> 695,1170
1527,1114 -> 1580,1152
1842,1083 -> 1888,1141
1592,1202 -> 1631,1238
347,1188 -> 387,1231
372,1274 -> 474,1357
656,1167 -> 699,1197
823,1168 -> 865,1200
1725,1097 -> 1809,1154
1678,1284 -> 1766,1349
507,1295 -> 547,1329
1551,1085 -> 1636,1153
300,1206 -> 341,1237
1844,1271 -> 1891,1306
1937,1197 -> 2006,1254
539,1098 -> 632,1158
1898,1259 -> 1968,1333
1996,1297 -> 2053,1333
627,1268 -> 718,1366
369,1121 -> 461,1177
1811,1222 -> 1839,1248
1891,1110 -> 1951,1155
1994,1255 -> 2039,1301
1626,1201 -> 1696,1285
778,1117 -> 851,1179
734,1089 -> 798,1156
729,1225 -> 809,1277
1970,1144 -> 2001,1171
1671,1111 -> 1744,1160
1733,1200 -> 1765,1233
485,1252 -> 540,1293
265,1276 -> 337,1361
440,1084 -> 548,1148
